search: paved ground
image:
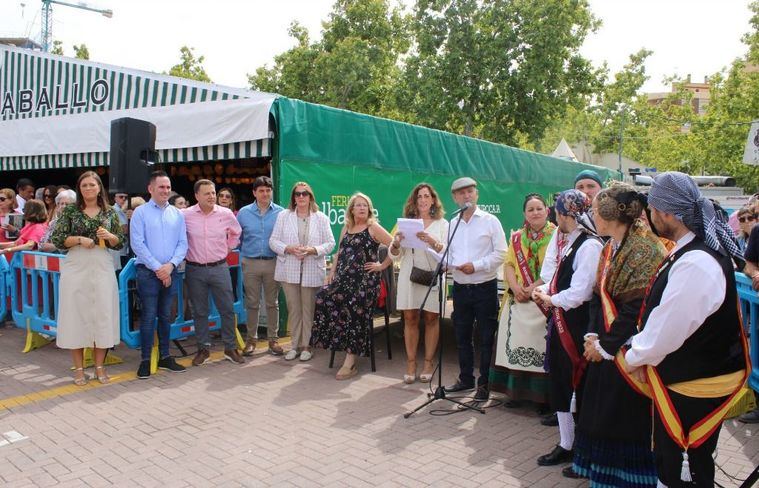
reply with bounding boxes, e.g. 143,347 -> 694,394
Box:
0,319 -> 757,487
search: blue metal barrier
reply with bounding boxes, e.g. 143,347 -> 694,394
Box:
735,272 -> 759,392
0,254 -> 9,321
118,251 -> 247,349
9,251 -> 62,340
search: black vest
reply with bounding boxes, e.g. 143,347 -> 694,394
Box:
640,239 -> 745,385
553,232 -> 596,328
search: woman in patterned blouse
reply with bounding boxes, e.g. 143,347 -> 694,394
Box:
52,171 -> 124,386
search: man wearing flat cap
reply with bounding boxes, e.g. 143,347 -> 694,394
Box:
624,172 -> 748,486
444,177 -> 507,402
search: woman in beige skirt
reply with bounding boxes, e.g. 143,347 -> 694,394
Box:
52,171 -> 124,386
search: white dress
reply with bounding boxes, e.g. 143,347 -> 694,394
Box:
56,245 -> 120,349
394,219 -> 449,312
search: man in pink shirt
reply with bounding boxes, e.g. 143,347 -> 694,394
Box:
182,179 -> 244,366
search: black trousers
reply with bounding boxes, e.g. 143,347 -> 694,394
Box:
451,280 -> 499,387
653,390 -> 728,487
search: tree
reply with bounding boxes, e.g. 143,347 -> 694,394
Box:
395,0 -> 601,145
50,40 -> 64,55
73,43 -> 90,60
249,0 -> 409,116
168,46 -> 212,83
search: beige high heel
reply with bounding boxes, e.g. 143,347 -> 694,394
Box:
73,367 -> 88,386
403,360 -> 417,384
95,366 -> 110,384
336,363 -> 358,380
419,359 -> 435,383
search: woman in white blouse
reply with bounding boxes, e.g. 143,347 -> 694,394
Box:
390,183 -> 449,384
270,182 -> 335,361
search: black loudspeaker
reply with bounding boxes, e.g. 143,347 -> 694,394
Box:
109,117 -> 157,194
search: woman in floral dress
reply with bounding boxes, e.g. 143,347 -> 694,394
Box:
310,192 -> 393,380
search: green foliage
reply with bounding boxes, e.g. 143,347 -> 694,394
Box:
397,0 -> 601,145
50,40 -> 63,55
168,46 -> 212,83
73,44 -> 90,60
249,0 -> 409,116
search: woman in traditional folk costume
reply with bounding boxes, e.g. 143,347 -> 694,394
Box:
572,182 -> 666,486
491,193 -> 555,409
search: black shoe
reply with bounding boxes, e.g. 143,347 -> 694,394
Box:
537,445 -> 573,466
474,386 -> 489,402
562,466 -> 584,479
739,409 -> 759,424
157,356 -> 186,373
137,360 -> 150,379
444,380 -> 475,393
540,412 -> 558,426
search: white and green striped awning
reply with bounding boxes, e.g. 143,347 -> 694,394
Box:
0,139 -> 271,171
1,45 -> 277,172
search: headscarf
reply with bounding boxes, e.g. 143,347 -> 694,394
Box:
555,189 -> 596,234
647,172 -> 742,262
574,169 -> 603,187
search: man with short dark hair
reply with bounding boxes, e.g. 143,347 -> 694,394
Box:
130,171 -> 188,379
183,179 -> 244,366
15,178 -> 35,212
237,176 -> 284,356
625,172 -> 748,486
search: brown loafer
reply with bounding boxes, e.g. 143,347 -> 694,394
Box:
268,340 -> 284,356
336,364 -> 358,380
224,349 -> 245,364
192,348 -> 211,366
242,340 -> 256,357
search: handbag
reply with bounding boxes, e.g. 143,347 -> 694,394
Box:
409,249 -> 437,286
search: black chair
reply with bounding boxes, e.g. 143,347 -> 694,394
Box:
329,274 -> 393,372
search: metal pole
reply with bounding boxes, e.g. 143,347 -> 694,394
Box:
618,109 -> 626,175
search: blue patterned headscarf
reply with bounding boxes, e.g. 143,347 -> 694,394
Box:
555,189 -> 596,234
648,172 -> 742,261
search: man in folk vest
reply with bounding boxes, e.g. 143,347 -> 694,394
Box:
625,172 -> 748,487
532,189 -> 603,467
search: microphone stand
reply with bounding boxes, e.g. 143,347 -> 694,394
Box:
404,206 -> 485,418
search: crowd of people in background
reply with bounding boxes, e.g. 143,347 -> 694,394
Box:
0,168 -> 754,487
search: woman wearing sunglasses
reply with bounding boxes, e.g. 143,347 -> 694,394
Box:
0,188 -> 17,243
269,182 -> 335,361
736,205 -> 756,252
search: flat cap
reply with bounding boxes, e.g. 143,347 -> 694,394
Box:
451,177 -> 477,192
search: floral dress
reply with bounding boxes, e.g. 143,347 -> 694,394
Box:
310,228 -> 380,357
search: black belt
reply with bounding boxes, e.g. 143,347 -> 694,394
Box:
247,256 -> 275,260
453,279 -> 497,289
186,258 -> 227,267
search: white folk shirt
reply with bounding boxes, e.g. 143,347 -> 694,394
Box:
536,228 -> 602,311
540,229 -> 562,285
625,232 -> 726,368
448,207 -> 507,284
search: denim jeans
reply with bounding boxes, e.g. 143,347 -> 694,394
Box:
136,265 -> 178,361
451,279 -> 499,387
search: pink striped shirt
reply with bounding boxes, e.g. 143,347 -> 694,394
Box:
182,204 -> 241,264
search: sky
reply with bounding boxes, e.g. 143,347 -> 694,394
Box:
0,0 -> 752,93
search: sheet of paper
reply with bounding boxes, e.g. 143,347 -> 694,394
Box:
396,218 -> 426,249
425,247 -> 465,269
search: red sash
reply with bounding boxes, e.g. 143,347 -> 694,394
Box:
597,244 -> 651,397
635,250 -> 751,480
548,246 -> 586,391
512,232 -> 550,318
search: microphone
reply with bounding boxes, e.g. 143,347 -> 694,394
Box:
451,202 -> 473,216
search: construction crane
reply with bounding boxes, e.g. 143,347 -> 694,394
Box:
41,0 -> 113,52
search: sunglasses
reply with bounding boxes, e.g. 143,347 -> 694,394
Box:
44,194 -> 53,198
739,215 -> 757,223
293,191 -> 310,198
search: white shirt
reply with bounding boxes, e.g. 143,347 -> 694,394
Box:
625,232 -> 726,368
448,207 -> 507,284
15,194 -> 26,212
540,229 -> 562,284
537,228 -> 602,310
